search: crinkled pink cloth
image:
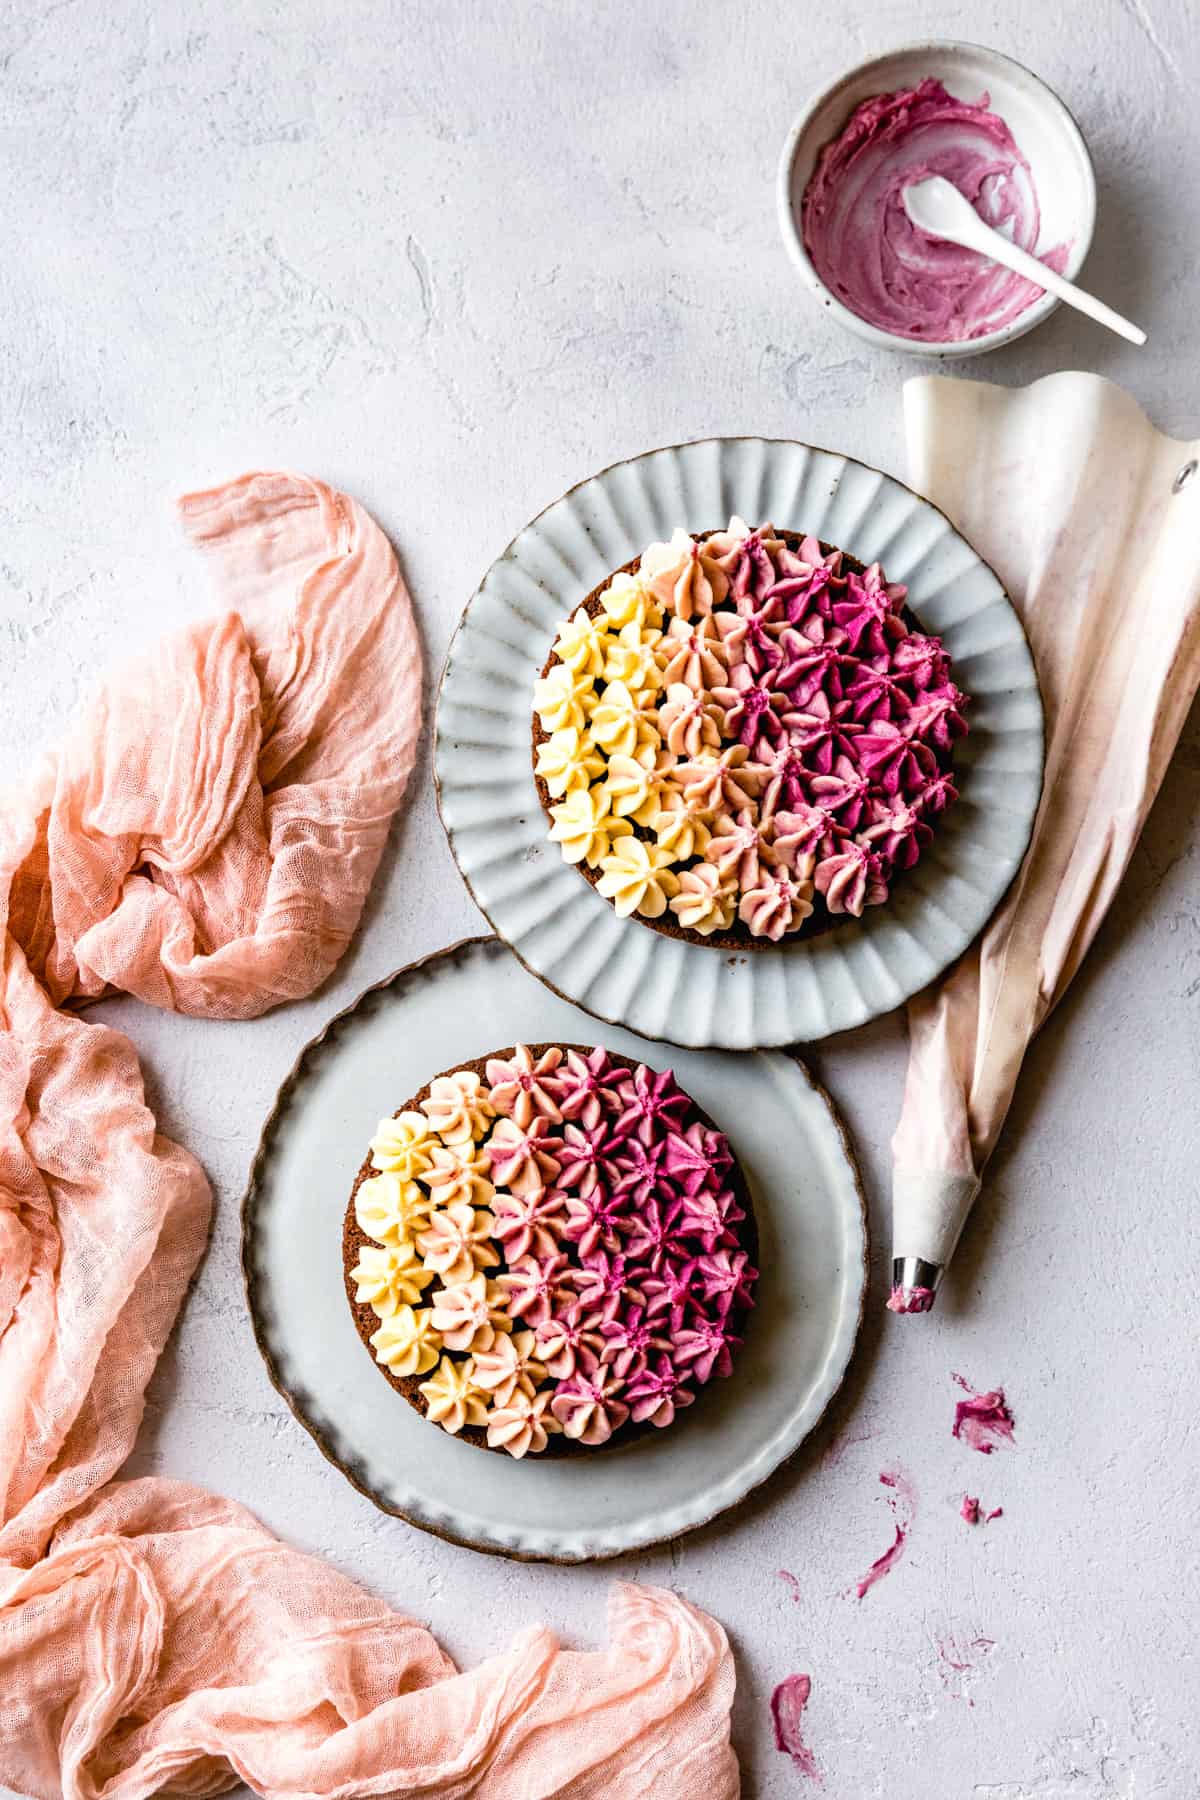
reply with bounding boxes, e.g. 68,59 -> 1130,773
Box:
0,472 -> 738,1800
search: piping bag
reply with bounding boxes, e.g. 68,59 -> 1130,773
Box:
889,372 -> 1200,1313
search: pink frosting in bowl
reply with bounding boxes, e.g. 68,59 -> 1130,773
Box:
802,79 -> 1069,343
777,45 -> 1096,357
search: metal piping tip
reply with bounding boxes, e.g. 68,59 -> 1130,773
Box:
887,1256 -> 943,1314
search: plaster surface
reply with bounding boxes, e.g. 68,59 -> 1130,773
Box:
2,0 -> 1198,1793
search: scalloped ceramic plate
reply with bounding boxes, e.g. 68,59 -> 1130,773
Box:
242,937 -> 866,1562
435,438 -> 1043,1048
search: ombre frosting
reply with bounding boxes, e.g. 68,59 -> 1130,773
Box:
535,518 -> 967,936
353,1045 -> 757,1457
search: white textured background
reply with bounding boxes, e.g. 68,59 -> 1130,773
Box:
3,0 -> 1199,1794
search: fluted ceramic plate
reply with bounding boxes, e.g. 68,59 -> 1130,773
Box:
435,438 -> 1043,1047
243,937 -> 866,1562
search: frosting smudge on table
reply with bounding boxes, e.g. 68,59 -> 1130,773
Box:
853,1465 -> 915,1598
952,1373 -> 1015,1453
771,1673 -> 819,1778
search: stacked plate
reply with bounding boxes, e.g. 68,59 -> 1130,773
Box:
244,439 -> 1042,1559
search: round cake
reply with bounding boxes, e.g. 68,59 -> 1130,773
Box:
532,517 -> 969,947
343,1042 -> 758,1458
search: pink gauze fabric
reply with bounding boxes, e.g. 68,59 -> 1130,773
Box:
0,470 -> 739,1800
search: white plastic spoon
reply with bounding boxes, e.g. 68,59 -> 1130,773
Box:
903,174 -> 1146,347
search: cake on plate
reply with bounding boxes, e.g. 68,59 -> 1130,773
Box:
532,517 -> 968,946
343,1042 -> 758,1458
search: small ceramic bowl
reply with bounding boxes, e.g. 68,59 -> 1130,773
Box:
777,41 -> 1096,358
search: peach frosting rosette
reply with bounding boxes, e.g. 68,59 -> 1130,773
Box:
533,517 -> 969,943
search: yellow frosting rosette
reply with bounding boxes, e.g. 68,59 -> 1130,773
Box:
600,753 -> 661,827
418,1143 -> 495,1208
589,680 -> 652,759
533,663 -> 595,735
350,1241 -> 434,1316
369,1110 -> 433,1180
652,790 -> 712,862
369,1304 -> 441,1377
668,862 -> 737,936
534,726 -> 605,798
596,836 -> 681,920
418,1354 -> 489,1433
355,1172 -> 434,1247
602,620 -> 664,694
552,606 -> 609,679
420,1070 -> 494,1145
598,569 -> 662,631
547,786 -> 632,868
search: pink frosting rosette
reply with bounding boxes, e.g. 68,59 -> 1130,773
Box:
625,1356 -> 696,1428
555,1045 -> 630,1130
550,1349 -> 631,1445
472,1328 -> 546,1405
495,1249 -> 570,1325
737,867 -> 814,941
815,841 -> 890,916
641,527 -> 730,619
611,1063 -> 690,1145
490,1186 -> 569,1260
662,1121 -> 733,1196
486,1387 -> 559,1458
561,1183 -> 629,1260
657,612 -> 732,690
598,1306 -> 672,1381
485,1044 -> 565,1128
674,1313 -> 742,1384
486,1116 -> 563,1194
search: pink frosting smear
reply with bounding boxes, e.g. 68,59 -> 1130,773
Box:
771,1674 -> 819,1779
952,1373 -> 1015,1453
886,1282 -> 935,1313
854,1467 -> 914,1598
777,1569 -> 802,1604
856,1524 -> 905,1598
937,1636 -> 995,1706
961,1495 -> 1005,1524
802,77 -> 1070,342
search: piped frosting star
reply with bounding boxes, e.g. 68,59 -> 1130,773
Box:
415,1201 -> 499,1284
369,1111 -> 433,1180
550,1349 -> 630,1445
429,1271 -> 511,1352
351,1241 -> 434,1316
486,1386 -> 560,1458
418,1355 -> 489,1434
370,1305 -> 441,1378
